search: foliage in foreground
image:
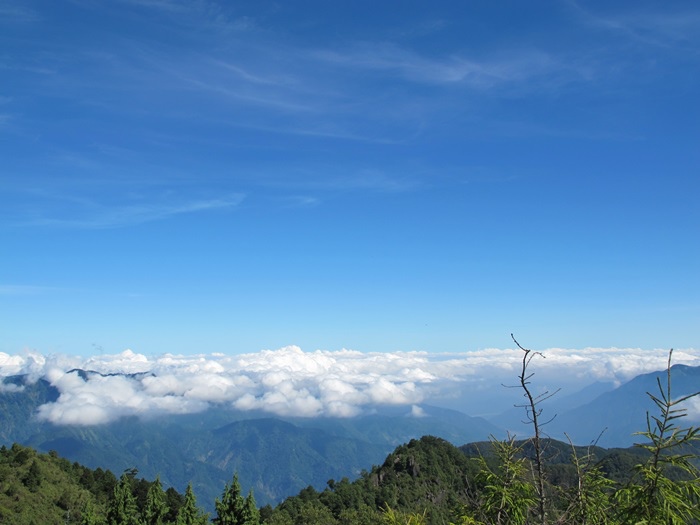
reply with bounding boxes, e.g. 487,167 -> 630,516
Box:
457,347 -> 700,525
263,348 -> 700,525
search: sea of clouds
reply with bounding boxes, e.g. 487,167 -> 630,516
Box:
0,345 -> 698,426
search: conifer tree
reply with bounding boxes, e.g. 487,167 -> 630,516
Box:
176,483 -> 208,525
214,473 -> 244,525
214,473 -> 260,525
242,490 -> 260,525
107,472 -> 140,525
23,459 -> 42,492
144,475 -> 169,525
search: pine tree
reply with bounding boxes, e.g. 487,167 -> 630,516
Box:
214,473 -> 260,525
22,459 -> 42,492
107,472 -> 140,525
242,490 -> 260,525
144,475 -> 169,525
214,473 -> 244,525
176,483 -> 208,525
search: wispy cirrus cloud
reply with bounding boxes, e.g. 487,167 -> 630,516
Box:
113,0 -> 191,12
567,1 -> 700,50
27,193 -> 245,229
3,1 -> 620,155
5,0 -> 694,219
0,2 -> 39,23
247,166 -> 420,194
313,43 -> 559,88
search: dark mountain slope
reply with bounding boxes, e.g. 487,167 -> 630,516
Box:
0,376 -> 57,442
546,363 -> 700,447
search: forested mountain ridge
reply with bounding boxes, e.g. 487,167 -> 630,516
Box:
2,432 -> 698,523
265,435 -> 481,524
262,434 -> 687,524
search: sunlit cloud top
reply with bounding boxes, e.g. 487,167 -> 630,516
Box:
1,346 -> 698,426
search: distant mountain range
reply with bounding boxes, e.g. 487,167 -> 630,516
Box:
545,363 -> 700,447
2,362 -> 699,507
488,363 -> 700,448
0,371 -> 500,508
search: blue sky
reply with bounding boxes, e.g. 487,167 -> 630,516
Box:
1,0 -> 699,357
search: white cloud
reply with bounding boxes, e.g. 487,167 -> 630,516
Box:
83,349 -> 152,374
0,352 -> 27,374
411,405 -> 427,418
686,396 -> 700,422
1,345 -> 698,426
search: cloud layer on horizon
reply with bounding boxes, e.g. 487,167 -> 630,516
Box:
1,345 -> 698,426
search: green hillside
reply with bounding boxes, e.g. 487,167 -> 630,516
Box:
0,444 -> 188,525
0,443 -> 113,524
2,429 -> 700,524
